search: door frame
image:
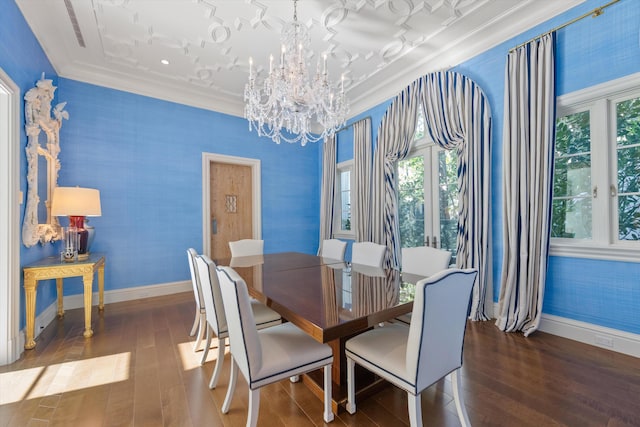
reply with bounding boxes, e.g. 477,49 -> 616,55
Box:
0,67 -> 21,365
201,152 -> 262,257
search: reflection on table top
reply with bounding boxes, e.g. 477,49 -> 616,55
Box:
217,252 -> 422,343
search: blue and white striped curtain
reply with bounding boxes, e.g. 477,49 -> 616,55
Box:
319,135 -> 337,252
419,72 -> 492,321
371,80 -> 421,267
371,71 -> 492,321
353,118 -> 372,242
497,33 -> 556,336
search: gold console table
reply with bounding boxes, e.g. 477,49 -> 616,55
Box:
23,253 -> 105,349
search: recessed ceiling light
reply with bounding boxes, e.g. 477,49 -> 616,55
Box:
160,59 -> 169,65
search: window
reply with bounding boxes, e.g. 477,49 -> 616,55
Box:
551,73 -> 640,262
398,111 -> 459,262
334,160 -> 354,238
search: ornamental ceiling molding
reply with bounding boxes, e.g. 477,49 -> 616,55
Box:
17,0 -> 584,118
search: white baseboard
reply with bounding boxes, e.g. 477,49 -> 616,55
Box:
493,302 -> 640,358
538,313 -> 640,358
19,280 -> 191,350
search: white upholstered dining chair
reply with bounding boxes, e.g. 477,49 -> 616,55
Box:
351,241 -> 386,267
194,255 -> 281,388
228,239 -> 264,257
216,266 -> 335,426
401,246 -> 452,276
396,246 -> 453,324
186,248 -> 206,352
320,238 -> 347,261
345,268 -> 477,427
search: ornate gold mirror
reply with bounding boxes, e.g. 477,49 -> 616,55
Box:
22,74 -> 68,247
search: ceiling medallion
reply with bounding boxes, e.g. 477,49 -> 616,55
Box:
244,0 -> 349,146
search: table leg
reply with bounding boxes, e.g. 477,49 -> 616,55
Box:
82,272 -> 94,338
24,276 -> 38,350
98,263 -> 105,311
56,278 -> 64,318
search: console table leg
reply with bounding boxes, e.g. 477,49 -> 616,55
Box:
82,272 -> 94,338
24,277 -> 37,349
98,263 -> 105,311
56,278 -> 64,317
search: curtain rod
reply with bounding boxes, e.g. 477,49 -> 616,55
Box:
336,116 -> 372,134
510,0 -> 621,52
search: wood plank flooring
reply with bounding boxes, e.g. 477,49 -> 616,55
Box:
1,292 -> 639,427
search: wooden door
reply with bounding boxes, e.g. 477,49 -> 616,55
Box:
210,162 -> 253,259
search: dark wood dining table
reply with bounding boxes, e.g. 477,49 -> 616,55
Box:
216,251 -> 424,411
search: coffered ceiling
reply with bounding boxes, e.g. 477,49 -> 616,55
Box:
16,0 -> 583,118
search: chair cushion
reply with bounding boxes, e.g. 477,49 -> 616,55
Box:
251,323 -> 333,389
345,323 -> 413,392
250,300 -> 282,330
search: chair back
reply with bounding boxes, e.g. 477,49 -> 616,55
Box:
229,239 -> 264,257
194,255 -> 228,337
216,266 -> 263,381
406,268 -> 477,392
320,239 -> 347,261
351,242 -> 386,267
187,248 -> 204,309
401,246 -> 452,277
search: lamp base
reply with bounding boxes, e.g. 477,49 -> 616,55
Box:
78,252 -> 90,261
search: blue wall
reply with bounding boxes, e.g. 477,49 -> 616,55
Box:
350,0 -> 639,334
3,0 -> 639,335
56,79 -> 321,299
1,0 -> 60,327
3,0 -> 321,328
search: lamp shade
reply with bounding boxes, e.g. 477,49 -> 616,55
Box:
51,187 -> 102,217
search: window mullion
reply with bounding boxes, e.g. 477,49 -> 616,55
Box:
590,100 -> 610,243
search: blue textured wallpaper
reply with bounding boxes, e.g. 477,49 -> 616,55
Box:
3,0 -> 639,335
1,0 -> 60,327
354,0 -> 640,334
56,78 -> 321,296
454,0 -> 640,334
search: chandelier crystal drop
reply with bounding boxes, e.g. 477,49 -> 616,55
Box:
244,0 -> 349,146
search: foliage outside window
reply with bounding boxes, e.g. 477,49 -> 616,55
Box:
398,111 -> 459,262
551,74 -> 640,262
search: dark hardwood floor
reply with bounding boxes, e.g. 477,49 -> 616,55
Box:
1,292 -> 638,427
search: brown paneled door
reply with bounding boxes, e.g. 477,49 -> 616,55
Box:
210,161 -> 253,259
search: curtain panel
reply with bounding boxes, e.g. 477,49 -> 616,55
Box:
371,80 -> 422,268
497,33 -> 556,336
353,118 -> 372,242
371,71 -> 492,321
319,135 -> 337,253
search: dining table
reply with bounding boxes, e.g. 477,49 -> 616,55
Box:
215,251 -> 425,412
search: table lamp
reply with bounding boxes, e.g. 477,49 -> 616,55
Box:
51,186 -> 102,260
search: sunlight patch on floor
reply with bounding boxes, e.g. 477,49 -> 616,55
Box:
0,352 -> 131,405
177,339 -> 227,371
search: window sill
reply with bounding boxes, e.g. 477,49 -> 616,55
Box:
549,242 -> 640,263
332,231 -> 355,240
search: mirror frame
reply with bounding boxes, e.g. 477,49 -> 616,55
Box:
22,75 -> 68,247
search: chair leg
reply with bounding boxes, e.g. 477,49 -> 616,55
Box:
323,364 -> 334,423
192,312 -> 205,352
247,389 -> 260,427
200,324 -> 212,365
451,369 -> 472,427
222,357 -> 238,414
209,337 -> 226,389
189,307 -> 199,336
346,357 -> 356,415
407,393 -> 423,427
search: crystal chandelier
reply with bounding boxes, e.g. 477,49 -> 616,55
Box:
244,0 -> 349,146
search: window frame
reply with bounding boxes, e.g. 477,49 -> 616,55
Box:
333,159 -> 355,239
550,72 -> 640,263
